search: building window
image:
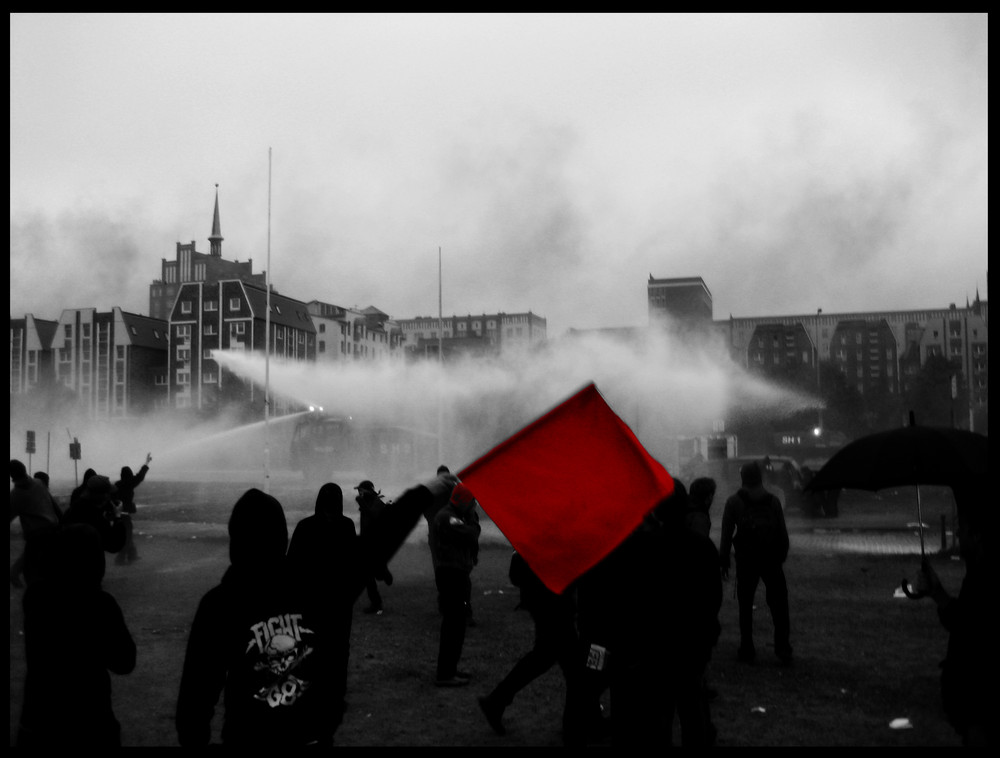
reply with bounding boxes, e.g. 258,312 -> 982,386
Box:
176,325 -> 191,338
319,323 -> 326,333
203,372 -> 217,383
234,322 -> 246,335
177,348 -> 191,362
181,301 -> 192,314
177,370 -> 190,386
204,324 -> 216,335
205,300 -> 218,312
319,341 -> 325,353
230,297 -> 241,311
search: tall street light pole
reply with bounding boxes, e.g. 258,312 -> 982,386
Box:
814,308 -> 823,437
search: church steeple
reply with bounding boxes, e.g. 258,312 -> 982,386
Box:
209,184 -> 224,257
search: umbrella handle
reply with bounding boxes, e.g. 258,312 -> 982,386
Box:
900,578 -> 927,600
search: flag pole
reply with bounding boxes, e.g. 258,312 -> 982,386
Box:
264,147 -> 272,493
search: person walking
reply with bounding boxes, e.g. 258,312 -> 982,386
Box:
15,522 -> 137,747
478,550 -> 586,742
10,459 -> 61,588
114,452 -> 151,565
574,481 -> 722,747
354,480 -> 393,615
287,482 -> 359,715
430,481 -> 481,686
719,460 -> 792,665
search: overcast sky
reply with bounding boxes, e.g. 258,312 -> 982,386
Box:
10,13 -> 988,336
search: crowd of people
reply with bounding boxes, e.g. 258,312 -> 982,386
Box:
11,452 -> 988,747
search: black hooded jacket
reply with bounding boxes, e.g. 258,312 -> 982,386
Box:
176,488 -> 338,747
17,523 -> 136,747
176,478 -> 454,747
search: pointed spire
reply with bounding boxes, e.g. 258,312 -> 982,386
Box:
209,184 -> 223,257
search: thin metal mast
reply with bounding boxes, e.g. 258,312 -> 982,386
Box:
264,148 -> 272,493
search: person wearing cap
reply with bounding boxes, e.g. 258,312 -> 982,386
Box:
430,482 -> 482,686
9,459 -> 61,588
719,460 -> 791,665
354,480 -> 393,615
63,474 -> 128,555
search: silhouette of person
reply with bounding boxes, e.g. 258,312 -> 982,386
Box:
69,467 -> 97,508
585,482 -> 722,747
355,480 -> 393,615
430,482 -> 481,686
63,474 -> 127,555
287,482 -> 359,714
176,488 -> 341,747
914,477 -> 997,747
114,453 -> 151,565
687,477 -> 717,540
177,472 -> 457,746
15,522 -> 137,747
478,550 -> 587,743
9,459 -> 61,588
719,461 -> 792,664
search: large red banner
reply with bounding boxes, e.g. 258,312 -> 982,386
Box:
458,383 -> 675,593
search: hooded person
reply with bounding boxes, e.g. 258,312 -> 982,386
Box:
176,488 -> 340,747
430,481 -> 482,686
10,459 -> 62,587
355,479 -> 393,614
63,474 -> 127,555
70,468 -> 98,508
16,522 -> 137,747
718,460 -> 792,664
287,483 -> 359,713
114,453 -> 151,565
177,472 -> 457,746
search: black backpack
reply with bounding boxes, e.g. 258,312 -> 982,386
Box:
735,489 -> 780,559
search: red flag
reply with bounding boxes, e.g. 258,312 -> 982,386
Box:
458,383 -> 674,594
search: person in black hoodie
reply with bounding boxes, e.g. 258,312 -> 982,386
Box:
114,452 -> 151,565
287,482 -> 359,714
16,522 -> 137,747
176,472 -> 456,746
63,474 -> 127,555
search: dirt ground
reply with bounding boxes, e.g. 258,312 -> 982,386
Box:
10,478 -> 964,747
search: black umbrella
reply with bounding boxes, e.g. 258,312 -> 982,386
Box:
806,419 -> 988,597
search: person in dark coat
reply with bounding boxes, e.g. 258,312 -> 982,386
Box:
478,551 -> 588,743
577,481 -> 722,747
176,472 -> 457,746
69,468 -> 97,508
287,482 -> 359,713
15,522 -> 137,747
915,477 -> 997,747
10,459 -> 62,588
114,452 -> 151,565
355,480 -> 393,615
176,488 -> 340,747
719,460 -> 792,664
686,477 -> 717,540
63,474 -> 127,555
430,482 -> 481,686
